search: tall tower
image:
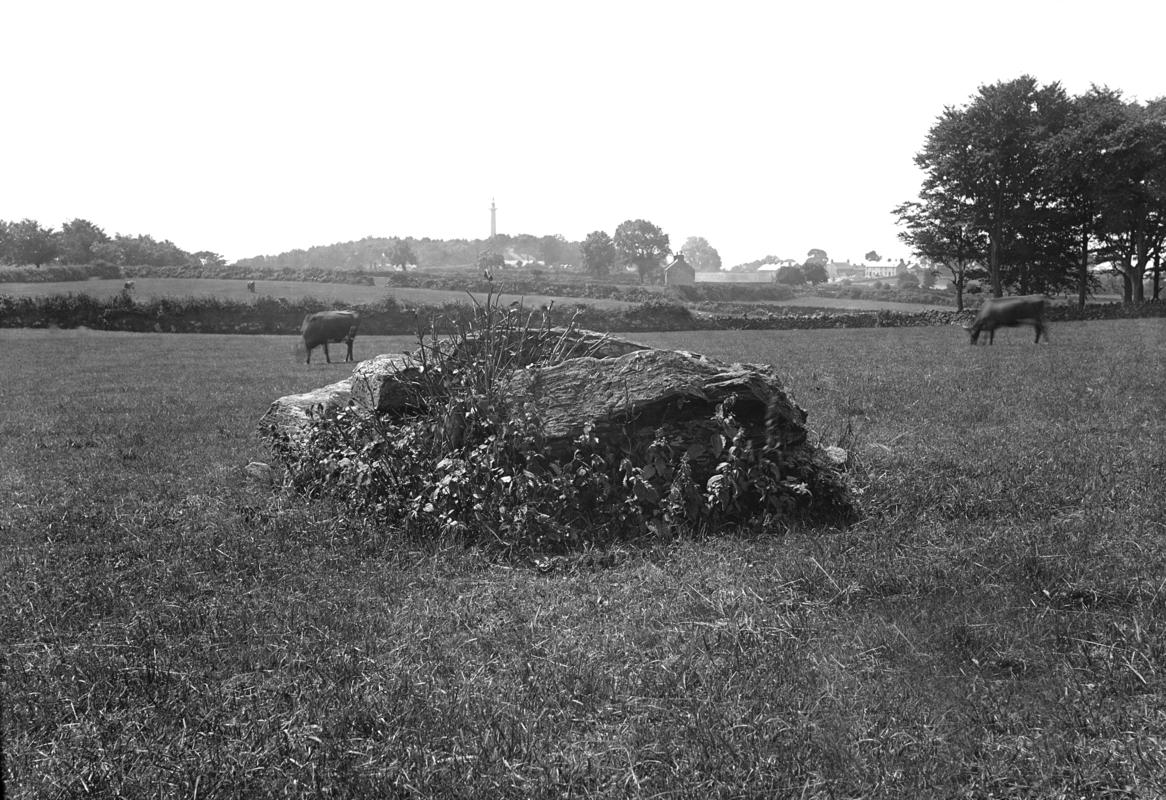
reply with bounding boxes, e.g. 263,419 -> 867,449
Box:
490,198 -> 497,240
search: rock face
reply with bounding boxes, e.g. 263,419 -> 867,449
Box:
260,378 -> 354,433
503,349 -> 807,459
260,329 -> 850,521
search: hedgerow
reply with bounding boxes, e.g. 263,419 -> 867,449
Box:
0,262 -> 124,282
0,262 -> 375,285
2,290 -> 1162,335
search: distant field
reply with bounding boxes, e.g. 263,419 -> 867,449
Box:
4,319 -> 1165,796
0,277 -> 635,310
725,294 -> 951,312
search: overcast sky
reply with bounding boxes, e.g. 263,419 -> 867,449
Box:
4,1 -> 1163,267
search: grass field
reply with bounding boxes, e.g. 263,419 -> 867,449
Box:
723,294 -> 951,313
3,320 -> 1165,797
0,277 -> 635,311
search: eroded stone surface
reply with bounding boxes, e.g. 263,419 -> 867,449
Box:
502,348 -> 808,457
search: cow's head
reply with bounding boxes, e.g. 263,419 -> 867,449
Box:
964,322 -> 981,345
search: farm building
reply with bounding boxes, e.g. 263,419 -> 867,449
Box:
827,261 -> 866,282
663,254 -> 696,286
864,258 -> 909,279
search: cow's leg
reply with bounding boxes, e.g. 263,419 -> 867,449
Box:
306,345 -> 312,365
1034,321 -> 1045,343
323,342 -> 332,363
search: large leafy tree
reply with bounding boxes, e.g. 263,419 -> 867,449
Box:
538,234 -> 566,266
387,238 -> 418,271
894,193 -> 986,311
1088,95 -> 1166,303
613,219 -> 670,284
803,262 -> 829,284
1039,87 -> 1128,306
776,265 -> 806,285
114,234 -> 188,267
679,236 -> 722,271
57,218 -> 111,265
912,76 -> 1072,297
580,230 -> 616,276
8,219 -> 60,267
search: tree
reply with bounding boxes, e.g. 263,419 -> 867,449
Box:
113,233 -> 188,267
190,250 -> 226,268
803,262 -> 829,284
897,271 -> 920,290
912,76 -> 1072,297
864,250 -> 882,262
90,240 -> 125,265
477,250 -> 504,272
1040,87 -> 1129,307
679,236 -> 722,271
580,231 -> 616,277
776,265 -> 806,285
613,219 -> 670,284
387,238 -> 418,271
539,234 -> 566,266
805,248 -> 828,268
57,218 -> 110,265
893,194 -> 986,311
1088,95 -> 1166,303
0,220 -> 11,264
8,219 -> 59,267
729,255 -> 781,272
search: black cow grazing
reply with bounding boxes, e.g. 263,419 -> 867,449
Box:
123,280 -> 135,291
301,310 -> 360,364
966,296 -> 1047,345
247,280 -> 256,293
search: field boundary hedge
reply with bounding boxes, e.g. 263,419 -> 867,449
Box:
1,292 -> 1162,335
0,263 -> 375,286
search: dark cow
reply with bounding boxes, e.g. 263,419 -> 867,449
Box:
966,296 -> 1047,345
301,310 -> 359,364
123,280 -> 135,291
246,280 -> 256,293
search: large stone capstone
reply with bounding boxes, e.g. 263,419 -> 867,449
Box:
259,329 -> 850,520
501,348 -> 808,459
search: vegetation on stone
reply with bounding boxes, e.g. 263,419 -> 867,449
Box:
265,289 -> 853,553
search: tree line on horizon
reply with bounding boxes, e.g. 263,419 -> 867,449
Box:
896,75 -> 1165,309
0,218 -> 225,271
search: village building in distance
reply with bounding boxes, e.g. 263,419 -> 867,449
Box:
663,253 -> 696,285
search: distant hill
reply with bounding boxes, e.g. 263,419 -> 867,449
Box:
234,233 -> 583,272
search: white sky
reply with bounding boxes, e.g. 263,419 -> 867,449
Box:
3,1 -> 1163,267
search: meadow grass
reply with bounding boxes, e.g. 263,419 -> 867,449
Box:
2,320 -> 1164,798
0,277 -> 634,311
718,294 -> 951,312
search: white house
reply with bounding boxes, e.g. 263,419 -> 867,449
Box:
863,258 -> 908,279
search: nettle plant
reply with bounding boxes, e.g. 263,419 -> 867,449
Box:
279,279 -> 813,552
